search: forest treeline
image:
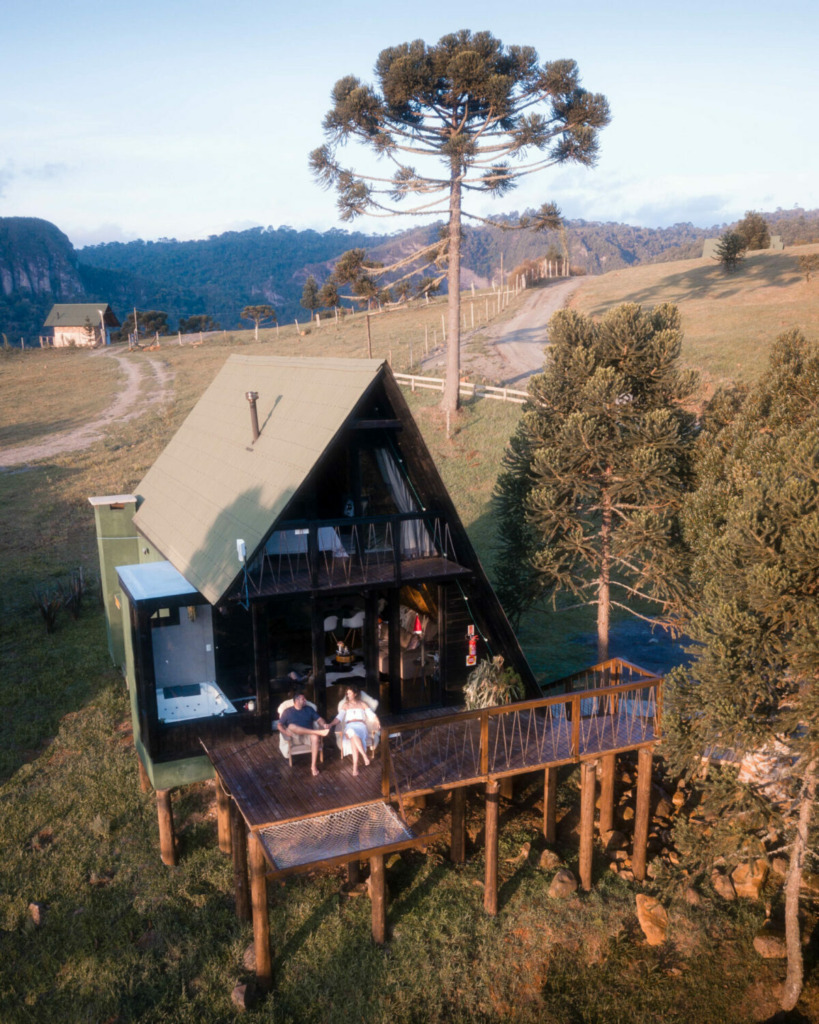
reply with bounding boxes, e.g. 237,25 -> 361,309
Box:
2,207 -> 819,342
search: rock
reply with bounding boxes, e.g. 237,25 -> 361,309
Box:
731,859 -> 768,900
538,849 -> 562,871
603,830 -> 627,854
771,857 -> 789,878
654,797 -> 674,820
619,868 -> 635,881
800,870 -> 819,894
609,861 -> 619,874
231,982 -> 261,1010
620,805 -> 635,823
506,841 -> 531,864
672,788 -> 687,811
646,862 -> 658,880
635,895 -> 668,945
242,943 -> 256,971
614,849 -> 630,863
753,923 -> 787,959
684,887 -> 702,906
711,870 -> 736,901
548,868 -> 578,899
28,902 -> 46,927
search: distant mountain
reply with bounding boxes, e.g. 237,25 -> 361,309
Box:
3,208 -> 819,344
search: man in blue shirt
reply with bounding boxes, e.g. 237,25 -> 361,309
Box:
278,693 -> 331,776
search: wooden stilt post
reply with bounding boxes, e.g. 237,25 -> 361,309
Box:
231,800 -> 251,921
484,780 -> 500,915
247,831 -> 272,991
216,777 -> 231,855
136,752 -> 151,794
370,854 -> 387,944
543,767 -> 558,844
579,761 -> 597,891
599,753 -> 616,836
156,789 -> 176,866
633,746 -> 653,882
347,860 -> 361,886
451,786 -> 466,863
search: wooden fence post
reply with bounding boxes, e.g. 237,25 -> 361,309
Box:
136,752 -> 151,794
543,767 -> 557,844
156,789 -> 176,867
633,746 -> 653,882
599,753 -> 616,836
451,786 -> 466,863
231,800 -> 251,921
579,761 -> 597,890
484,780 -> 500,915
248,831 -> 272,991
216,777 -> 231,855
370,854 -> 387,944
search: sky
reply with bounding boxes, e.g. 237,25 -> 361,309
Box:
3,0 -> 817,249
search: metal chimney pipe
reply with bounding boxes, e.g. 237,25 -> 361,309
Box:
245,391 -> 260,442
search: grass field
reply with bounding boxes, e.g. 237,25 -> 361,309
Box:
1,271 -> 816,1021
570,242 -> 819,387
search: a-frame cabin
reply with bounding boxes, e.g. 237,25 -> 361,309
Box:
91,355 -> 536,791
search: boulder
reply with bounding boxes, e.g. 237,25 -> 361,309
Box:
654,797 -> 674,820
684,887 -> 702,906
620,805 -> 635,823
242,943 -> 256,971
548,868 -> 578,898
753,923 -> 787,960
231,982 -> 261,1010
602,830 -> 627,854
801,870 -> 819,895
28,902 -> 46,927
771,857 -> 789,878
538,849 -> 562,871
731,860 -> 768,900
635,895 -> 668,946
711,870 -> 736,901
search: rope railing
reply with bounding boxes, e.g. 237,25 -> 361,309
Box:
382,675 -> 662,795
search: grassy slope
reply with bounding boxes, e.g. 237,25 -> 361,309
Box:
0,272 -> 815,1021
571,242 -> 819,387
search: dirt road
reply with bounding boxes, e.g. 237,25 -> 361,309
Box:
0,351 -> 173,470
423,277 -> 583,386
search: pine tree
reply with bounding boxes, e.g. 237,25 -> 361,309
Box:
494,303 -> 697,657
664,329 -> 819,1011
240,304 -> 277,342
735,209 -> 771,250
311,30 -> 609,413
714,231 -> 746,271
300,276 -> 320,315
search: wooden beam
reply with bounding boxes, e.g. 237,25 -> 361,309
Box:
252,602 -> 271,721
499,777 -> 514,800
156,789 -> 176,867
231,800 -> 251,921
633,746 -> 653,882
370,854 -> 387,945
216,777 -> 231,855
579,761 -> 596,891
451,786 -> 466,863
543,767 -> 557,845
484,780 -> 500,915
599,753 -> 616,836
248,832 -> 272,991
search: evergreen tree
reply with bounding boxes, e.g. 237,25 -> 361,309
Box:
317,281 -> 340,310
300,275 -> 320,314
240,304 -> 277,342
311,30 -> 609,413
714,231 -> 746,271
494,303 -> 697,658
178,314 -> 219,333
735,209 -> 771,250
664,330 -> 819,1011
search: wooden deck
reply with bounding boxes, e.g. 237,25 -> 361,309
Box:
202,674 -> 661,834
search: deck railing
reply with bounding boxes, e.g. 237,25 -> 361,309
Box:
381,676 -> 661,796
246,512 -> 462,593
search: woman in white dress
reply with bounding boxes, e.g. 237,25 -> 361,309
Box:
328,685 -> 379,776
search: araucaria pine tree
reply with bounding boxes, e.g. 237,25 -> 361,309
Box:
311,30 -> 610,413
494,303 -> 697,658
664,330 -> 819,1011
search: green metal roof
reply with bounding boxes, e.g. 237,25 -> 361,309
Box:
44,303 -> 120,327
132,355 -> 385,605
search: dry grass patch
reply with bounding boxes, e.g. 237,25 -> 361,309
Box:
571,243 -> 819,386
